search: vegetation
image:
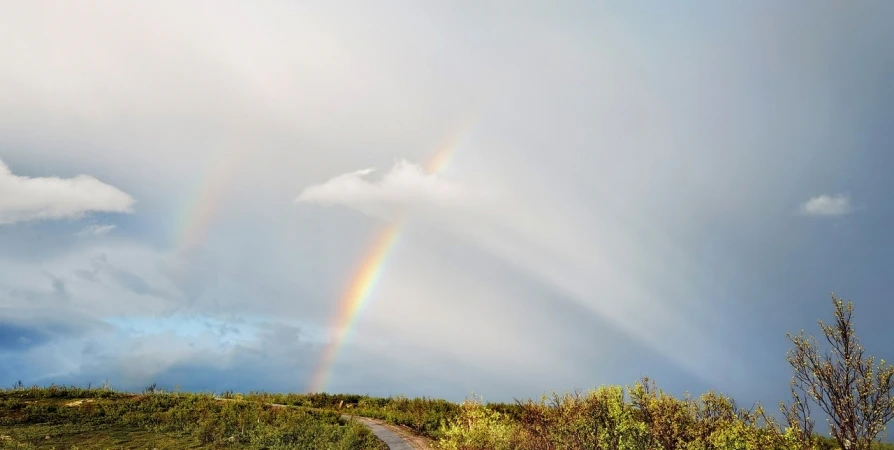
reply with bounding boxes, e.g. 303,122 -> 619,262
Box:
240,392 -> 460,440
0,386 -> 385,449
429,295 -> 894,450
784,297 -> 894,450
4,294 -> 894,450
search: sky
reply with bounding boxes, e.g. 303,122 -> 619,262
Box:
1,0 -> 894,410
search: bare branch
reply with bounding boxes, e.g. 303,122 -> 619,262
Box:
783,295 -> 894,450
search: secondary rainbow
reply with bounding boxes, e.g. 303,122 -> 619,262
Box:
306,121 -> 475,393
173,148 -> 247,254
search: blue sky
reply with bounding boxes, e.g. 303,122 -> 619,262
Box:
1,0 -> 893,412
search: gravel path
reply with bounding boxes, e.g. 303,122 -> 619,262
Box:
341,415 -> 424,450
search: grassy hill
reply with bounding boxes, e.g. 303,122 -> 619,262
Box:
0,385 -> 385,450
4,383 -> 894,450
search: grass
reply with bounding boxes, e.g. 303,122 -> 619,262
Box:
0,386 -> 386,450
0,422 -> 208,449
6,384 -> 894,450
243,387 -> 894,450
239,392 -> 460,440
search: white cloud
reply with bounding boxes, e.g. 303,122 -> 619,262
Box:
296,160 -> 466,219
77,224 -> 116,236
0,159 -> 134,225
798,193 -> 854,216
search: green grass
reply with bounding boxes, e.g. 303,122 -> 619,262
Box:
0,387 -> 386,450
0,422 -> 208,449
239,392 -> 461,440
243,388 -> 894,450
7,384 -> 894,450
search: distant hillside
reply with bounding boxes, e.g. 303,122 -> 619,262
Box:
0,385 -> 385,450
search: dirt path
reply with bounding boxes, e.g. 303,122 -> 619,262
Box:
341,415 -> 435,450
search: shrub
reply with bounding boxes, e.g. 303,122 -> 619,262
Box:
439,394 -> 518,450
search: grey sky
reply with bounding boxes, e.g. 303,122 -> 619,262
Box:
1,1 -> 893,411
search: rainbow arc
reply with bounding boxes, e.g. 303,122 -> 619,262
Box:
306,120 -> 476,393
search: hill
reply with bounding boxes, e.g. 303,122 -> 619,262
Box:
0,385 -> 385,450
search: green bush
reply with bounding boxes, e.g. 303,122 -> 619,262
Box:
439,395 -> 517,450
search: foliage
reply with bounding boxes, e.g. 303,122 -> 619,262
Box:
0,386 -> 385,449
351,395 -> 460,439
486,382 -> 792,450
246,391 -> 461,440
785,295 -> 894,450
439,394 -> 517,450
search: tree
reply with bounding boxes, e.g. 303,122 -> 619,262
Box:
785,294 -> 894,450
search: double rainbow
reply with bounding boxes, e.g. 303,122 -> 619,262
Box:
166,125 -> 475,394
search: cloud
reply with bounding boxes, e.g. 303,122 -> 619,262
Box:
0,293 -> 113,353
798,194 -> 854,216
0,315 -> 101,351
108,269 -> 179,302
0,321 -> 56,351
0,160 -> 135,225
27,319 -> 319,394
77,224 -> 116,236
296,160 -> 467,219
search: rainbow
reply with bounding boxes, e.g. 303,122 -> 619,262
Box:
173,148 -> 246,255
306,120 -> 476,393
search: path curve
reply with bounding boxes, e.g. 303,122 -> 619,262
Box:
215,398 -> 426,449
342,415 -> 418,450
